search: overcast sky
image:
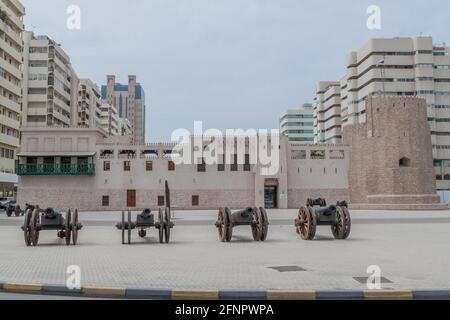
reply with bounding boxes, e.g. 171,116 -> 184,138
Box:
21,0 -> 450,142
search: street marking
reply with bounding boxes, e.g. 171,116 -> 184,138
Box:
267,290 -> 316,300
83,286 -> 126,298
3,283 -> 42,293
364,290 -> 413,300
172,290 -> 219,300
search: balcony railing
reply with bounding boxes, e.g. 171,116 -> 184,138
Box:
17,163 -> 95,176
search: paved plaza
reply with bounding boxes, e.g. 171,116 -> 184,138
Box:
0,209 -> 450,291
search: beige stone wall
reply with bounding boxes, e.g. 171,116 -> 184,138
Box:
343,95 -> 442,208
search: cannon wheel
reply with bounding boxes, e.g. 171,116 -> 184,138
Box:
224,208 -> 233,242
158,208 -> 164,243
72,209 -> 79,245
251,207 -> 262,241
14,205 -> 22,217
127,210 -> 132,244
296,206 -> 316,240
217,208 -> 225,242
23,209 -> 32,246
259,207 -> 269,241
6,206 -> 12,217
30,209 -> 40,246
65,210 -> 72,246
121,211 -> 125,244
341,206 -> 351,240
164,207 -> 171,243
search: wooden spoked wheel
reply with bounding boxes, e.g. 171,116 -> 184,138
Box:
72,209 -> 79,245
164,207 -> 171,244
14,205 -> 22,217
30,209 -> 40,246
296,206 -> 316,240
251,207 -> 262,241
332,206 -> 351,240
224,208 -> 232,242
217,208 -> 227,242
127,210 -> 132,244
65,210 -> 72,246
23,209 -> 32,246
341,206 -> 351,240
158,208 -> 164,243
259,207 -> 269,241
121,211 -> 125,244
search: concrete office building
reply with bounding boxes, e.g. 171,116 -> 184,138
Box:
313,81 -> 342,144
0,0 -> 24,176
280,103 -> 315,143
22,31 -> 79,128
77,79 -> 102,129
100,103 -> 120,136
99,103 -> 131,137
340,37 -> 450,190
15,96 -> 443,211
101,75 -> 146,144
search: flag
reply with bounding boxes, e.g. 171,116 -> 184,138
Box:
377,59 -> 385,66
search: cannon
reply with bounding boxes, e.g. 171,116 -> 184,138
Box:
215,207 -> 269,242
116,181 -> 174,244
21,206 -> 83,246
6,203 -> 33,217
295,198 -> 351,240
116,208 -> 173,244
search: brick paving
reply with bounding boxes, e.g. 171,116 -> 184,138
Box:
0,209 -> 449,290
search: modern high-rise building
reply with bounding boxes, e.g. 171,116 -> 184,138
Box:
100,103 -> 120,136
0,0 -> 24,174
313,81 -> 342,144
340,36 -> 450,190
101,75 -> 146,144
22,32 -> 79,128
280,103 -> 315,143
77,79 -> 102,129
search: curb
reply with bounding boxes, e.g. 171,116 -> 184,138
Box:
1,283 -> 450,300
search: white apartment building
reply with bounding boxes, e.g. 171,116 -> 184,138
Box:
22,31 -> 79,128
100,103 -> 120,136
313,81 -> 342,144
280,103 -> 315,143
78,79 -> 102,129
340,36 -> 450,189
0,0 -> 24,174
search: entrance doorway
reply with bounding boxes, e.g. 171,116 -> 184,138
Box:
264,179 -> 279,209
127,190 -> 136,208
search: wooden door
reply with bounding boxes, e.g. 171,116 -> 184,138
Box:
127,190 -> 136,208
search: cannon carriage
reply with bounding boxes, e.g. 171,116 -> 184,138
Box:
295,198 -> 351,240
21,206 -> 83,246
116,208 -> 173,244
215,207 -> 269,242
116,181 -> 174,244
6,203 -> 34,217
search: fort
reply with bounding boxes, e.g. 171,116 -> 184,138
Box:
15,96 -> 446,211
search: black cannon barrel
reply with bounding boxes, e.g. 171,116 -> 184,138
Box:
140,208 -> 152,218
231,207 -> 253,218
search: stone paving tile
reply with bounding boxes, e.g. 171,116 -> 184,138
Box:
0,212 -> 449,290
